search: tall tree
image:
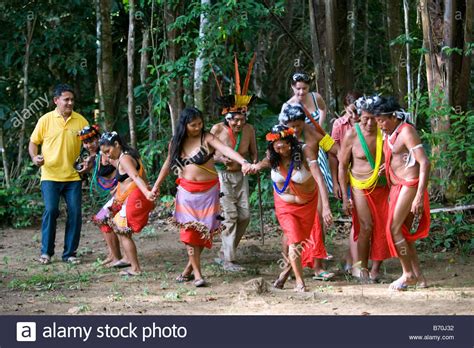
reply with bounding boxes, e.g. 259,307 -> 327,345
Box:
16,12 -> 36,172
164,1 -> 184,134
99,0 -> 115,130
324,0 -> 338,115
127,0 -> 136,148
308,0 -> 326,97
193,0 -> 210,112
386,0 -> 408,104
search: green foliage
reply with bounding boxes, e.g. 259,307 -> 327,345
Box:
426,211 -> 473,255
0,164 -> 42,228
416,89 -> 474,202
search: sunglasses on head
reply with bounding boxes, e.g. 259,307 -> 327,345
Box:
292,73 -> 311,83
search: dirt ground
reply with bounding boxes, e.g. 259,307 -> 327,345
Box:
1,213 -> 473,315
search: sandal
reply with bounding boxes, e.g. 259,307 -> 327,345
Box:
312,271 -> 335,281
120,269 -> 141,277
193,278 -> 207,287
37,254 -> 51,265
176,273 -> 195,283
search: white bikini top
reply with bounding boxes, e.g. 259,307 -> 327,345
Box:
271,165 -> 312,184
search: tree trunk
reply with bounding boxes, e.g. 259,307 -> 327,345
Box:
95,0 -> 105,126
454,0 -> 472,111
386,0 -> 408,105
443,0 -> 455,106
308,0 -> 325,96
363,1 -> 369,77
0,127 -> 10,189
403,0 -> 413,112
16,13 -> 36,172
100,0 -> 115,131
127,0 -> 136,148
420,0 -> 451,201
164,1 -> 184,135
193,0 -> 210,112
324,0 -> 338,115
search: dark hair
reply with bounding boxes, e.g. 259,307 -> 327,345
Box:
53,84 -> 75,97
99,131 -> 140,159
169,107 -> 204,169
279,103 -> 306,124
343,91 -> 363,107
267,125 -> 303,170
359,95 -> 401,115
290,71 -> 312,86
79,125 -> 101,141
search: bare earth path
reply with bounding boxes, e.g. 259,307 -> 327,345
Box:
1,218 -> 472,315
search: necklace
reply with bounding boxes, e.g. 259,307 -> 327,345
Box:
273,160 -> 294,194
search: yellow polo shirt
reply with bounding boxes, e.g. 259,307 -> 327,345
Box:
30,110 -> 89,182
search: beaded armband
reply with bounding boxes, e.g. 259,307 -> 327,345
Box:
319,134 -> 335,152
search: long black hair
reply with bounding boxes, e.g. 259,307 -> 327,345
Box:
169,107 -> 205,169
266,125 -> 303,170
99,131 -> 140,160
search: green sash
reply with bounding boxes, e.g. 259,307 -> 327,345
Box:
354,124 -> 386,186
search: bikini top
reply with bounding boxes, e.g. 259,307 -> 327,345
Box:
271,165 -> 312,184
116,153 -> 141,182
176,133 -> 215,167
305,92 -> 320,124
98,161 -> 115,177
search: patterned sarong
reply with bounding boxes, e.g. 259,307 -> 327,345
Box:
174,178 -> 222,249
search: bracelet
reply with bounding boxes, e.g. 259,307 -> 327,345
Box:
242,160 -> 249,165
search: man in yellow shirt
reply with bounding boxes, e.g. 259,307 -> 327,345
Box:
29,84 -> 89,264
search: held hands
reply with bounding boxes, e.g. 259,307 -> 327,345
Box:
145,190 -> 156,202
33,155 -> 44,167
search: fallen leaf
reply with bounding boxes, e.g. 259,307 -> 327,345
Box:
361,311 -> 370,316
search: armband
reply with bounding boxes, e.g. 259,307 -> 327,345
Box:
319,134 -> 335,152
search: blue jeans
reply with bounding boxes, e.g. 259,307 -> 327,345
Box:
40,180 -> 82,260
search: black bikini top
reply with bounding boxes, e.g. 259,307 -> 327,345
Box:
98,163 -> 115,177
177,133 -> 215,167
116,153 -> 141,182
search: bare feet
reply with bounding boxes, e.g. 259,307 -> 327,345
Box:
388,274 -> 417,291
101,255 -> 114,265
273,265 -> 292,289
358,268 -> 372,284
294,282 -> 307,292
416,275 -> 428,289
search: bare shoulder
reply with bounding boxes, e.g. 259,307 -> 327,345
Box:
210,122 -> 224,135
243,123 -> 255,134
399,123 -> 421,144
343,127 -> 357,142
